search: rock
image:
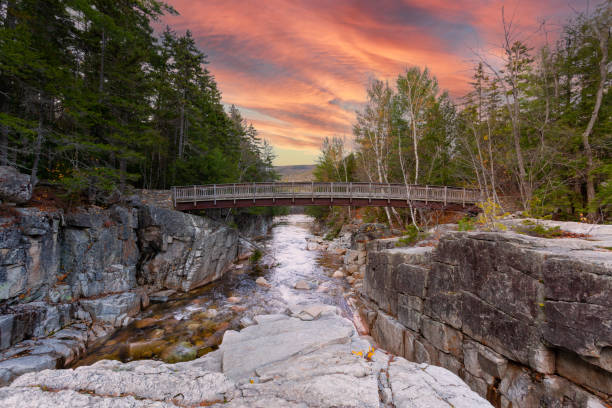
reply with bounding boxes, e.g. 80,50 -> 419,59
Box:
316,282 -> 330,293
79,292 -> 142,327
231,305 -> 247,313
160,341 -> 198,363
62,206 -> 140,299
290,304 -> 337,321
149,289 -> 176,303
0,166 -> 32,204
138,205 -> 240,292
388,359 -> 491,407
255,277 -> 271,287
332,270 -> 344,278
1,208 -> 61,304
372,311 -> 405,357
293,280 -> 311,290
134,317 -> 158,329
306,242 -> 319,251
227,296 -> 241,304
0,312 -> 493,407
0,387 -> 177,407
128,340 -> 165,359
239,317 -> 255,328
7,356 -> 234,406
0,354 -> 58,386
220,314 -> 355,381
346,276 -> 355,284
204,309 -> 218,318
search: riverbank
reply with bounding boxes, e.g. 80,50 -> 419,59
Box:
0,304 -> 491,407
72,214 -> 351,367
0,195 -> 272,385
333,219 -> 612,407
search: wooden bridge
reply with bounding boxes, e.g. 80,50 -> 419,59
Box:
172,182 -> 483,211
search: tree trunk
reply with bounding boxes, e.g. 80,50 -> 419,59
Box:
99,29 -> 106,94
582,23 -> 608,219
0,100 -> 8,166
31,106 -> 44,185
119,158 -> 127,194
178,101 -> 185,158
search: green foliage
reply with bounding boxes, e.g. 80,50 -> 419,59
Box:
515,223 -> 564,238
304,205 -> 330,220
249,248 -> 263,264
476,199 -> 508,231
457,216 -> 475,231
395,225 -> 427,247
0,0 -> 276,201
340,3 -> 610,222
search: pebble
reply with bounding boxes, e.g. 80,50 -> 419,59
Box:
227,296 -> 241,303
332,270 -> 344,278
231,305 -> 247,313
256,277 -> 271,287
294,280 -> 312,290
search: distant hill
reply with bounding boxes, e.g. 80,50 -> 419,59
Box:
275,165 -> 315,182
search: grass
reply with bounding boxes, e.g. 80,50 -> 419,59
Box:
514,222 -> 565,238
395,225 -> 428,247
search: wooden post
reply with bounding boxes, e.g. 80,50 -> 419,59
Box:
349,182 -> 352,204
425,185 -> 429,204
369,182 -> 372,203
462,188 -> 466,207
330,182 -> 333,203
387,183 -> 391,204
253,182 -> 256,203
444,186 -> 447,206
172,187 -> 176,208
233,183 -> 236,205
213,184 -> 216,206
311,181 -> 314,202
292,182 -> 295,203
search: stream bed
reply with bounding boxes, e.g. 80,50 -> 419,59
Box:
74,214 -> 353,367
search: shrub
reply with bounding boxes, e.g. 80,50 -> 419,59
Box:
395,225 -> 427,247
249,248 -> 263,264
457,216 -> 475,231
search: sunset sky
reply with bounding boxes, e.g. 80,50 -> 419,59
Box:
163,0 -> 588,165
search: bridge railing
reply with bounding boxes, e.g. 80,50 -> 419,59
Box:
172,182 -> 483,207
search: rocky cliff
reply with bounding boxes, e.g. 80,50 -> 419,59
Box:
359,227 -> 611,407
0,201 -> 270,385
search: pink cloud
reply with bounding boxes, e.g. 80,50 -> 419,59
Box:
162,0 -> 589,161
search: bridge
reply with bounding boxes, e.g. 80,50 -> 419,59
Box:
172,182 -> 483,212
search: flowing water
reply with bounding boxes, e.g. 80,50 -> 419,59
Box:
75,214 -> 352,367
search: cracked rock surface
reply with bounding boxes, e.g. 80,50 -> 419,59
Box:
0,306 -> 491,407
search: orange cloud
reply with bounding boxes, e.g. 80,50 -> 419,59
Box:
162,0 -> 588,164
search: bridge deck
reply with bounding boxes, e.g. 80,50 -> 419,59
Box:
172,182 -> 483,211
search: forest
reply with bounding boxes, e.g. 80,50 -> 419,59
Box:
314,2 -> 611,224
0,0 -> 276,202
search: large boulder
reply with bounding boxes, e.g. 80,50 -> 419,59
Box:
0,166 -> 32,204
138,206 -> 239,292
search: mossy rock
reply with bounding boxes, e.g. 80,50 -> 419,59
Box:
160,341 -> 197,363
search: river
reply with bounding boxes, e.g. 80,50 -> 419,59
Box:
74,214 -> 353,366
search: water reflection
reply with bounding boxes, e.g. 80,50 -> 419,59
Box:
74,214 -> 350,367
